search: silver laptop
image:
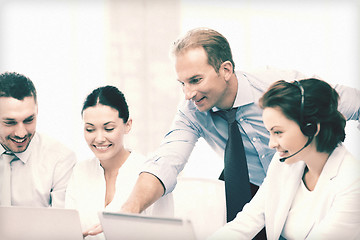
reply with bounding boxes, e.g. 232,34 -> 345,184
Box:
0,206 -> 83,240
99,212 -> 197,240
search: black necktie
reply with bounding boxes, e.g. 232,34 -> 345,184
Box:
222,108 -> 251,222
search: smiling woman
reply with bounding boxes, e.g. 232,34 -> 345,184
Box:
81,86 -> 132,168
209,78 -> 360,240
65,86 -> 174,240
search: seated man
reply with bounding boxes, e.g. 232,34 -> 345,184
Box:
0,72 -> 77,207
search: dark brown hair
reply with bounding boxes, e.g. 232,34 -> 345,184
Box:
259,78 -> 346,153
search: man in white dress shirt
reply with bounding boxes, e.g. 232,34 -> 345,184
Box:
0,72 -> 77,207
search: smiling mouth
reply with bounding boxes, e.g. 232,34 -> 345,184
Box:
277,149 -> 288,157
94,145 -> 112,150
10,138 -> 27,144
194,96 -> 205,104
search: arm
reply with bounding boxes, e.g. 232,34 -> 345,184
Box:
121,172 -> 165,213
64,168 -> 77,210
334,84 -> 360,122
122,103 -> 201,212
51,151 -> 77,208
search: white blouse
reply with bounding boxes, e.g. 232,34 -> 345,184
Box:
65,151 -> 173,240
281,180 -> 317,239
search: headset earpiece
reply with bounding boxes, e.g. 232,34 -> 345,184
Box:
293,80 -> 317,138
301,121 -> 317,137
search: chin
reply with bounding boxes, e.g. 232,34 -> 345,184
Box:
196,105 -> 212,112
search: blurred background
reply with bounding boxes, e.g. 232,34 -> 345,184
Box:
0,0 -> 359,179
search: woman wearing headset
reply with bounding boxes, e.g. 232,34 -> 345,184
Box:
209,78 -> 360,240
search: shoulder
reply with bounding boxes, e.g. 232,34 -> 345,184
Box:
71,157 -> 99,178
244,65 -> 308,79
266,152 -> 305,181
33,132 -> 77,162
127,151 -> 147,165
74,157 -> 98,170
333,145 -> 360,182
241,66 -> 308,88
35,132 -> 75,155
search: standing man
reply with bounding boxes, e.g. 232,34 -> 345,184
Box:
121,28 -> 360,238
0,72 -> 77,207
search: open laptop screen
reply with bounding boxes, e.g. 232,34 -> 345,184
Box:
0,206 -> 83,240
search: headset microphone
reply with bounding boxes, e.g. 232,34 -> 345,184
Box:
279,136 -> 313,162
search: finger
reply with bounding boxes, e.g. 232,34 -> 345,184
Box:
88,225 -> 103,236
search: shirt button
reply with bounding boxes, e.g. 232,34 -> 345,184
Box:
252,137 -> 256,142
261,155 -> 265,159
240,118 -> 244,122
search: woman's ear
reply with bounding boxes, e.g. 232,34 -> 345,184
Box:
125,118 -> 132,134
315,123 -> 321,136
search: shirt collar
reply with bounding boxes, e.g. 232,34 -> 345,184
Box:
212,71 -> 254,112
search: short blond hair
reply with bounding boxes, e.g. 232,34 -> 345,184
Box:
172,28 -> 235,73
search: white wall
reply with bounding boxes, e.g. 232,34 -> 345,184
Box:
0,0 -> 359,178
0,0 -> 180,161
0,1 -> 108,160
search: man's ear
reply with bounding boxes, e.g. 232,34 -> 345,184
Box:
220,60 -> 233,81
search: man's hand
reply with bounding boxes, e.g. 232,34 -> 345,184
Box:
82,223 -> 103,238
121,172 -> 165,213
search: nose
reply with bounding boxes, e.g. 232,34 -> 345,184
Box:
183,84 -> 196,100
95,130 -> 106,143
268,135 -> 278,149
14,123 -> 27,139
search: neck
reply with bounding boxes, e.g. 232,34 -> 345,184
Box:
100,148 -> 130,172
219,73 -> 238,110
302,150 -> 330,191
304,150 -> 330,177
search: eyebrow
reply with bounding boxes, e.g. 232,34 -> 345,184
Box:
177,74 -> 202,83
85,121 -> 115,126
3,118 -> 15,121
269,126 -> 278,131
3,114 -> 35,122
189,74 -> 202,81
24,115 -> 35,121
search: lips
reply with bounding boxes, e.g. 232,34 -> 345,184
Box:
277,149 -> 288,158
93,144 -> 112,151
11,138 -> 26,143
9,137 -> 29,148
194,96 -> 205,106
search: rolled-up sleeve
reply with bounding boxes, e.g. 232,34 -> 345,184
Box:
334,84 -> 360,124
142,107 -> 201,195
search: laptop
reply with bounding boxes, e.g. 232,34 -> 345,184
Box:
0,206 -> 83,240
99,212 -> 197,240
